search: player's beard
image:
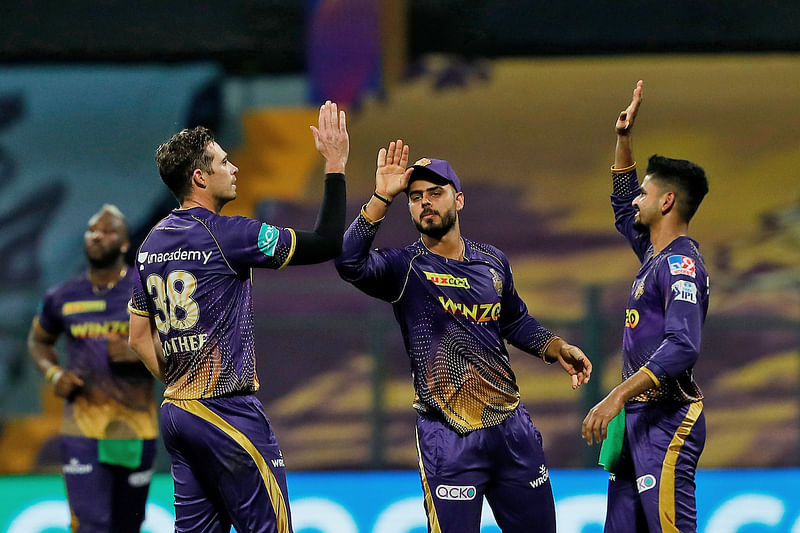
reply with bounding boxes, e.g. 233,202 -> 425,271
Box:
86,247 -> 124,269
414,206 -> 457,240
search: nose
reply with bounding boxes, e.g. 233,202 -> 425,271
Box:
231,162 -> 239,174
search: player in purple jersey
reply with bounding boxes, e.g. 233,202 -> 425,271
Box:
28,204 -> 158,533
582,81 -> 709,532
128,101 -> 348,533
335,140 -> 592,532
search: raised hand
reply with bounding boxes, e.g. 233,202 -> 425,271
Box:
310,100 -> 349,174
616,80 -> 643,136
375,140 -> 414,201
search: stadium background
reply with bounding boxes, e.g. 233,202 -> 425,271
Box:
0,1 -> 799,531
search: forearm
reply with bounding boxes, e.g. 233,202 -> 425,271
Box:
290,173 -> 346,265
128,315 -> 165,382
614,134 -> 635,170
503,315 -> 555,362
27,322 -> 59,375
607,369 -> 657,403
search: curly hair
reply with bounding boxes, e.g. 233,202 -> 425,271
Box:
646,154 -> 709,222
155,126 -> 215,203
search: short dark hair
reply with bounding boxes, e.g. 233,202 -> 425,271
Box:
646,154 -> 708,222
155,126 -> 215,203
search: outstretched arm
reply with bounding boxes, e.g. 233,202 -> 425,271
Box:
613,80 -> 642,171
334,140 -> 414,302
291,101 -> 349,264
611,80 -> 651,262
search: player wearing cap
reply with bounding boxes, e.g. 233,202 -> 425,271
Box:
335,140 -> 592,532
582,81 -> 709,532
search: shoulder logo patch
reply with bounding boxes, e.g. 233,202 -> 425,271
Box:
258,223 -> 280,257
489,267 -> 503,296
667,255 -> 696,277
671,279 -> 698,304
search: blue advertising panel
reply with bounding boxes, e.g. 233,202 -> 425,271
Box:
2,469 -> 799,532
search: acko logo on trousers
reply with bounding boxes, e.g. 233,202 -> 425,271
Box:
436,485 -> 477,500
637,474 -> 657,493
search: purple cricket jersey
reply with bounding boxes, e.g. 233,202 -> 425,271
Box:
37,269 -> 157,439
129,206 -> 296,400
612,169 -> 707,403
336,210 -> 556,434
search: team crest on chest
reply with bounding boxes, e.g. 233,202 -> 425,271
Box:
633,276 -> 646,300
489,268 -> 503,296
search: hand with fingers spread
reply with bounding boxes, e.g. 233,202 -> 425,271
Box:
375,139 -> 414,202
616,80 -> 643,136
311,100 -> 349,174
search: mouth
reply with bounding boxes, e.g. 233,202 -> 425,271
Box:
420,210 -> 438,221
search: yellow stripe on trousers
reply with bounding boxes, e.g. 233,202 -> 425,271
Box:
415,427 -> 442,533
165,399 -> 290,533
659,401 -> 703,533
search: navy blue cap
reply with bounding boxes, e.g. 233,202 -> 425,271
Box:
407,158 -> 462,193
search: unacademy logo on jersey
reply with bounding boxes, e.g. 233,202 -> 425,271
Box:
138,249 -> 213,270
435,485 -> 477,501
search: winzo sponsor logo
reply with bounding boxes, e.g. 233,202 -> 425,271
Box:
438,297 -> 500,322
436,485 -> 477,501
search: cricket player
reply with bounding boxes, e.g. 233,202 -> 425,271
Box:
582,81 -> 709,532
29,205 -> 157,533
335,140 -> 592,532
128,101 -> 348,533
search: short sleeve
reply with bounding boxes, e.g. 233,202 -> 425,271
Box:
37,289 -> 63,335
213,216 -> 297,272
129,267 -> 153,317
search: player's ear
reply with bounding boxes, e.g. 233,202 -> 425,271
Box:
192,168 -> 206,189
456,191 -> 464,211
661,191 -> 675,214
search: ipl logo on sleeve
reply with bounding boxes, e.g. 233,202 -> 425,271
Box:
671,279 -> 698,304
668,255 -> 696,277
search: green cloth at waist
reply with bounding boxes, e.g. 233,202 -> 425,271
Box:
598,408 -> 625,474
97,439 -> 143,469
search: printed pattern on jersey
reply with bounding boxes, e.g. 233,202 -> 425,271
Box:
37,270 -> 157,439
337,214 -> 554,434
611,169 -> 707,404
130,207 -> 296,400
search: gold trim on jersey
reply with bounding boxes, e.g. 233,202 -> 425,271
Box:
62,300 -> 106,315
191,215 -> 237,274
641,366 -> 660,388
659,401 -> 703,532
278,228 -> 296,270
415,427 -> 442,533
128,301 -> 150,317
163,398 -> 290,533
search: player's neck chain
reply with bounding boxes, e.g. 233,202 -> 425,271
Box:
89,265 -> 127,295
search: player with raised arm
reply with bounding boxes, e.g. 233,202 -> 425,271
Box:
29,204 -> 157,533
582,81 -> 709,532
128,101 -> 348,533
335,140 -> 592,532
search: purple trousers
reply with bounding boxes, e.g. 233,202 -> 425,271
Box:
605,401 -> 706,532
161,395 -> 292,533
415,404 -> 556,533
61,435 -> 155,533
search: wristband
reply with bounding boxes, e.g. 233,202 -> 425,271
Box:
611,162 -> 636,173
45,365 -> 64,385
372,192 -> 392,206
